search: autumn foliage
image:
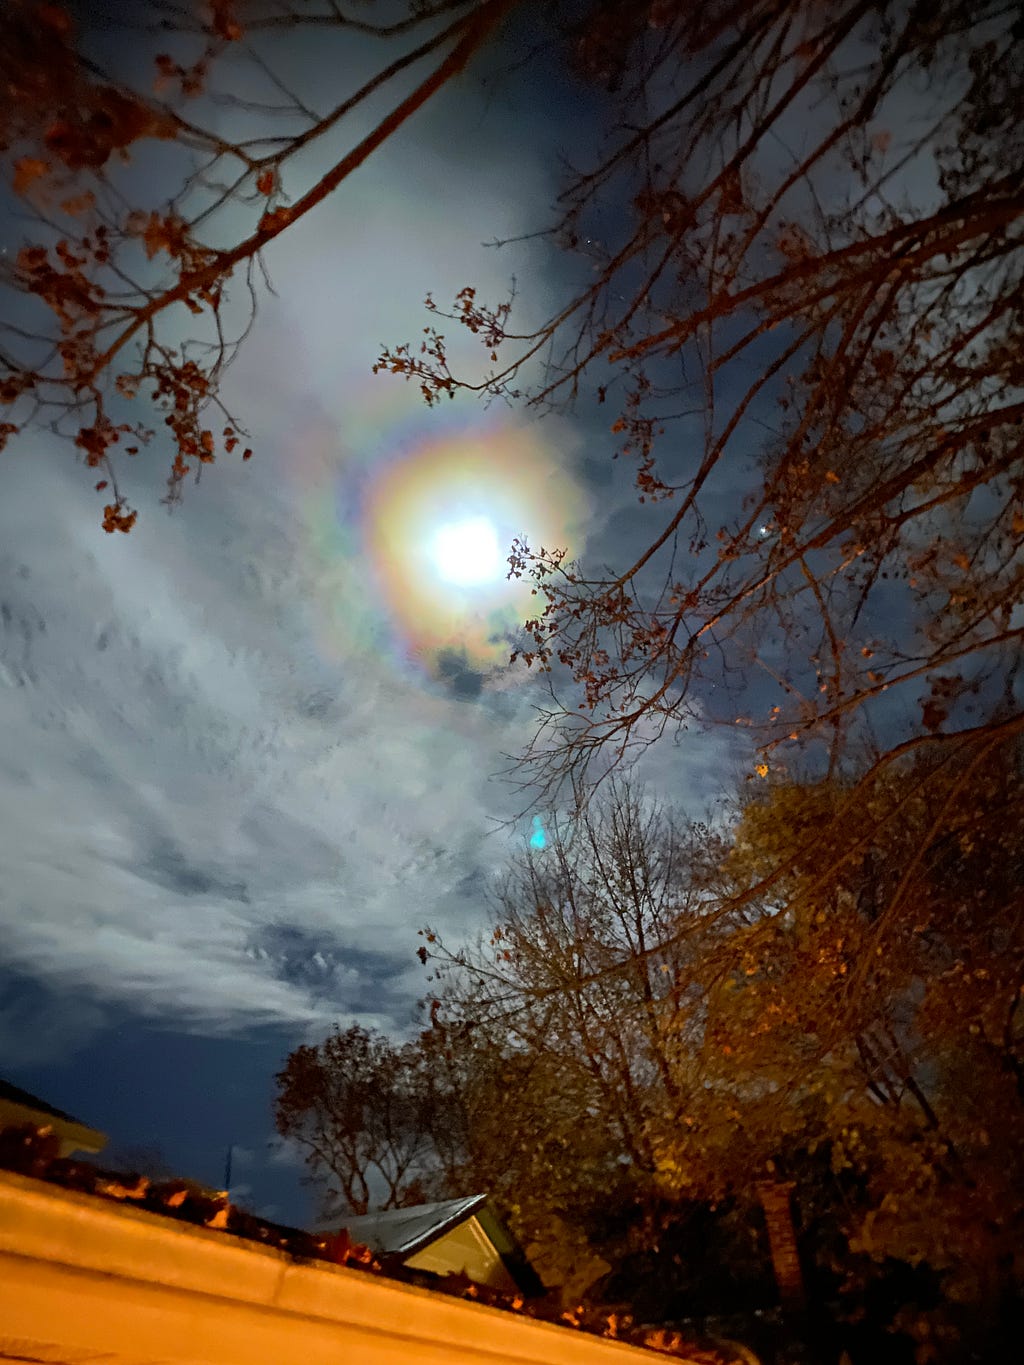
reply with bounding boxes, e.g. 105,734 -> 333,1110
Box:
279,769 -> 1024,1356
376,33 -> 1024,1346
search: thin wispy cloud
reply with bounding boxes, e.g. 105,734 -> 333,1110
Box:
0,108 -> 564,1061
0,38 -> 736,1076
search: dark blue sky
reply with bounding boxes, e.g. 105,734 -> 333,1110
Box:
3,986 -> 309,1219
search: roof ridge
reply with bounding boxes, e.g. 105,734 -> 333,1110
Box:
0,1078 -> 82,1126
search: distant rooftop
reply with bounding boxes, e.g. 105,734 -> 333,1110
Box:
318,1194 -> 545,1298
0,1079 -> 82,1126
0,1078 -> 107,1157
323,1195 -> 489,1258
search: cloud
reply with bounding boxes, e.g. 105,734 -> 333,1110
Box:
0,96 -> 561,1064
0,432 -> 541,1061
0,29 -> 744,1074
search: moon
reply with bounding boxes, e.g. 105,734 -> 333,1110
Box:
429,515 -> 503,587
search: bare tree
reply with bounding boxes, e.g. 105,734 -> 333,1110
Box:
6,3 -> 1020,789
418,784 -> 739,1251
382,0 -> 1024,799
274,1022 -> 453,1216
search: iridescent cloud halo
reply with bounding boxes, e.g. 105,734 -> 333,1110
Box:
360,420 -> 582,681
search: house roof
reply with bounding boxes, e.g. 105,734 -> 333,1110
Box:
0,1166 -> 739,1365
0,1078 -> 82,1126
326,1194 -> 489,1258
0,1078 -> 107,1155
321,1194 -> 545,1298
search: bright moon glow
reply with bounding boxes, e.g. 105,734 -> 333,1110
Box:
348,422 -> 583,675
430,516 -> 502,586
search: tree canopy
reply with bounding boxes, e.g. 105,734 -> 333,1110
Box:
276,769 -> 1024,1353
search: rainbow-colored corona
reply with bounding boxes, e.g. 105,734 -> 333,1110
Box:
298,401 -> 585,694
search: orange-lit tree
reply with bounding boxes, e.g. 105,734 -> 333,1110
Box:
417,761 -> 1024,1350
415,783 -> 736,1298
277,760 -> 1024,1345
664,742 -> 1024,1355
276,783 -> 770,1309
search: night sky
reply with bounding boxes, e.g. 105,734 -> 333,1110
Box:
0,4 -> 744,1224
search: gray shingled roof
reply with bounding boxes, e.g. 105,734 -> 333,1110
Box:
321,1194 -> 489,1257
317,1194 -> 545,1297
